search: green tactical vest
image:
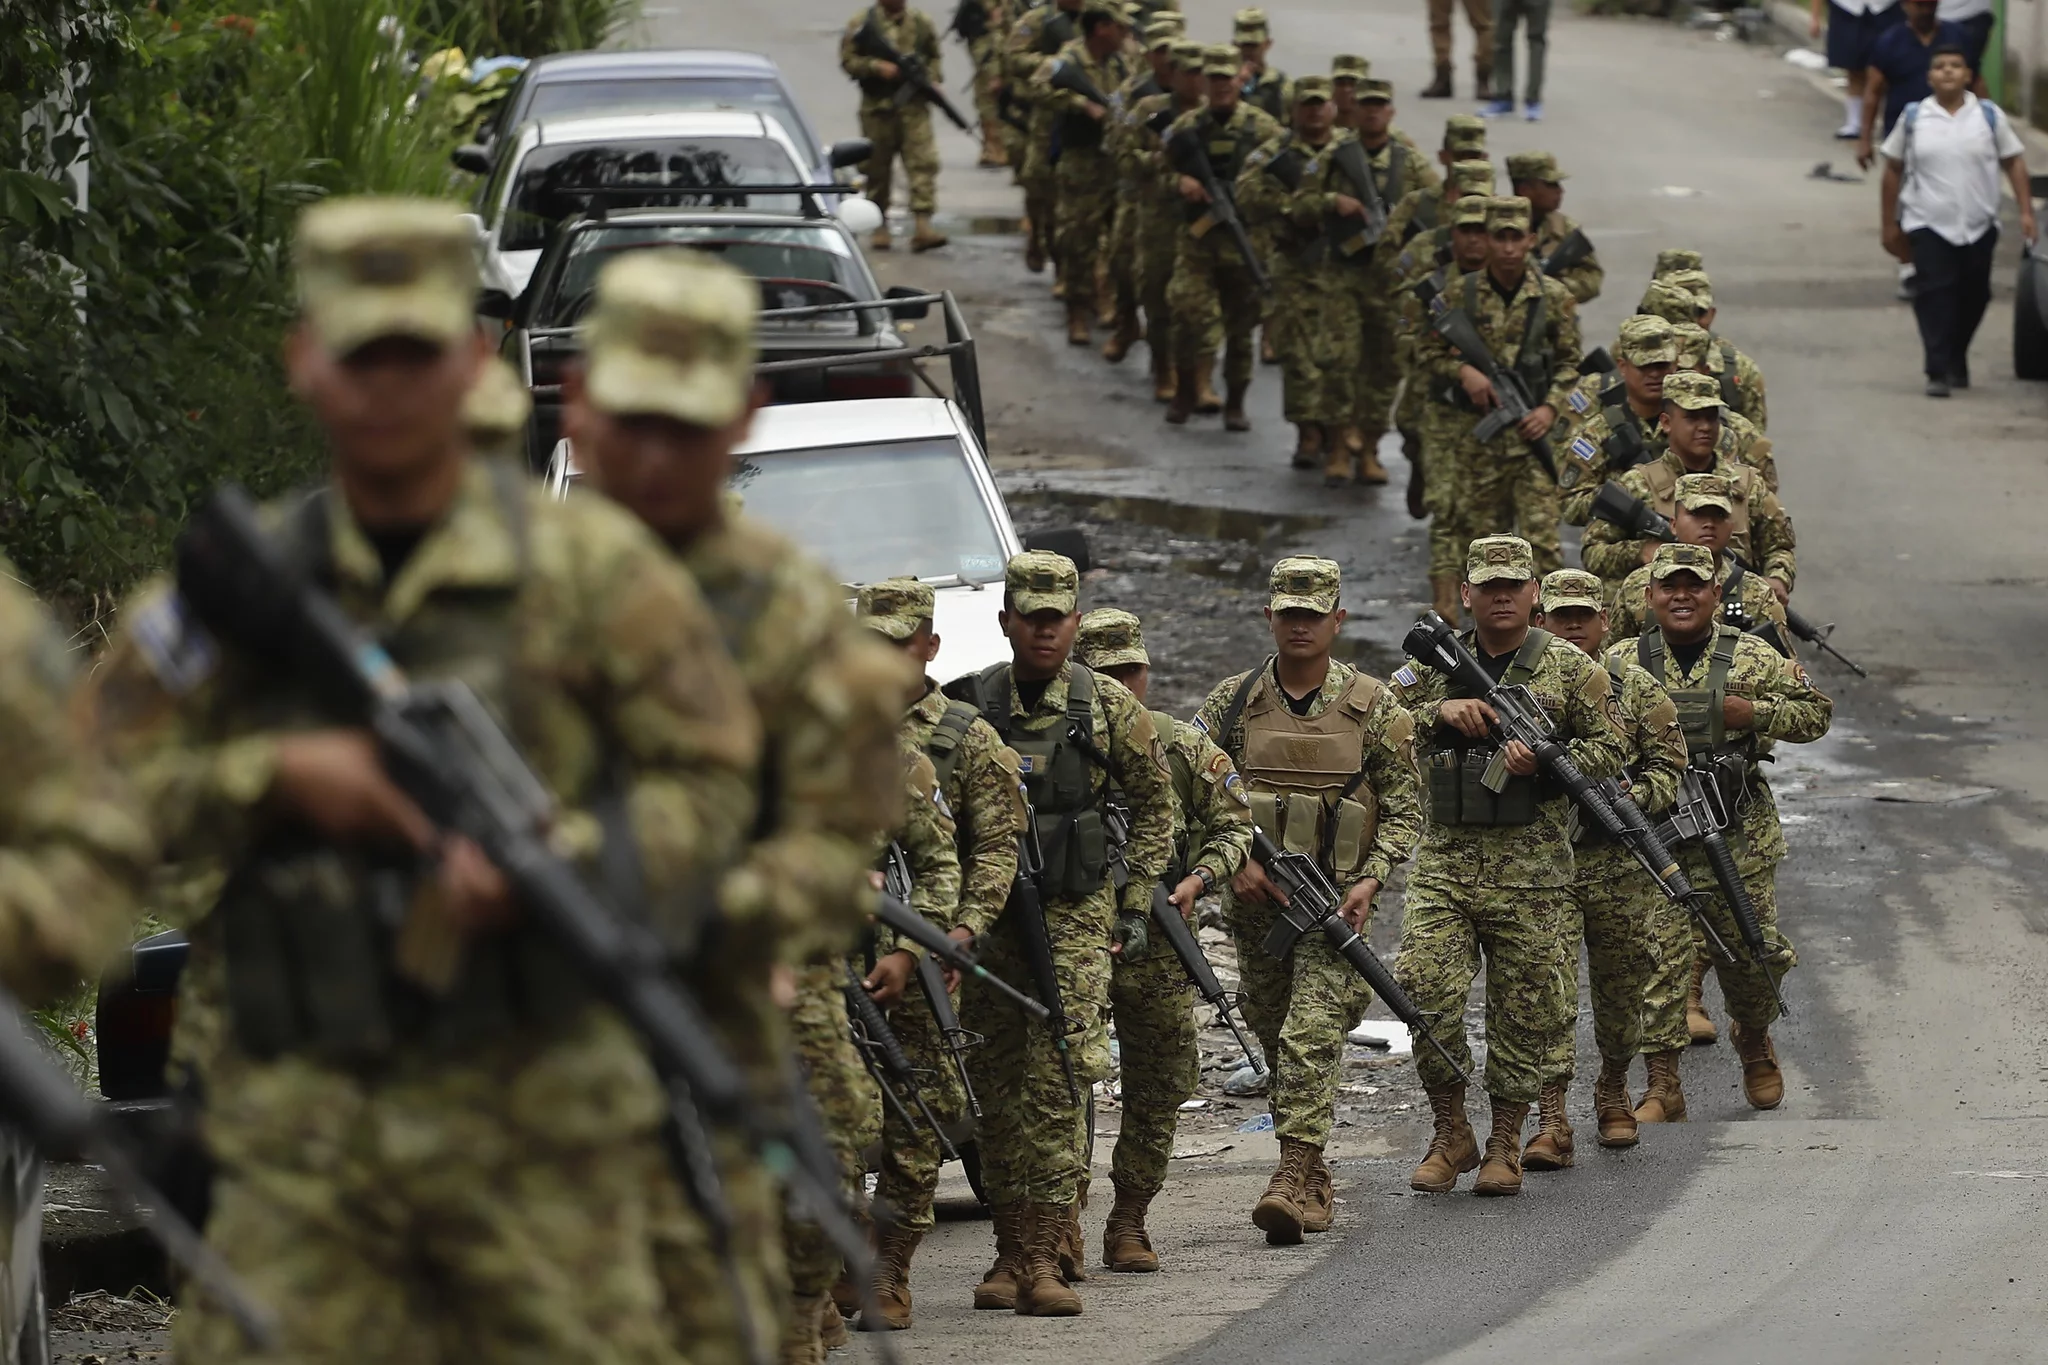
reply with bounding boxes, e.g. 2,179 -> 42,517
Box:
1424,629 -> 1552,827
215,464 -> 614,1066
1636,625 -> 1741,753
1461,270 -> 1555,404
948,661 -> 1108,899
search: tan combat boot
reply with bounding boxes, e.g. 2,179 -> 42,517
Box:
1430,574 -> 1463,624
1252,1135 -> 1316,1245
871,224 -> 893,253
1223,381 -> 1251,432
1356,442 -> 1391,485
973,1201 -> 1028,1310
911,212 -> 948,252
1632,1049 -> 1688,1123
1473,1097 -> 1530,1197
1420,63 -> 1453,98
1066,301 -> 1093,347
1192,364 -> 1224,415
1151,342 -> 1177,402
783,1292 -> 828,1365
1102,1182 -> 1159,1272
1016,1202 -> 1082,1316
860,1224 -> 921,1331
1300,1149 -> 1335,1233
979,123 -> 1009,167
1292,422 -> 1324,470
1410,1083 -> 1480,1192
1102,309 -> 1141,363
1732,1022 -> 1784,1110
1687,956 -> 1719,1045
1521,1081 -> 1575,1171
1058,1190 -> 1089,1283
819,1297 -> 848,1350
1322,428 -> 1352,486
1595,1055 -> 1640,1147
1165,367 -> 1198,424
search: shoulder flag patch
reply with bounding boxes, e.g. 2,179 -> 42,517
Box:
1569,435 -> 1598,462
1392,663 -> 1419,687
1567,388 -> 1591,414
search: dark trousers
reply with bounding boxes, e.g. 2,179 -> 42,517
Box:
1909,226 -> 1998,380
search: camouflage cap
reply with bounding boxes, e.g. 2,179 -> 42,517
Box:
1268,556 -> 1340,614
296,196 -> 480,355
1616,314 -> 1679,367
1146,17 -> 1182,47
1293,75 -> 1333,105
1359,77 -> 1394,101
1670,320 -> 1712,368
1649,542 -> 1718,582
1662,369 -> 1726,411
1076,608 -> 1150,669
1638,279 -> 1704,324
1202,43 -> 1240,76
1006,550 -> 1080,615
462,354 -> 532,440
1485,195 -> 1532,234
1170,38 -> 1206,67
1466,535 -> 1536,585
1444,114 -> 1487,152
1654,248 -> 1703,278
1674,472 -> 1736,514
581,250 -> 756,426
1233,6 -> 1270,36
1448,159 -> 1495,195
1081,0 -> 1127,21
1539,568 -> 1605,614
1331,54 -> 1370,81
1452,196 -> 1491,228
856,577 -> 936,639
1663,267 -> 1713,310
1505,150 -> 1567,183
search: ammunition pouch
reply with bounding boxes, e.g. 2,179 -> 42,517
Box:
1058,110 -> 1105,152
1425,748 -> 1541,827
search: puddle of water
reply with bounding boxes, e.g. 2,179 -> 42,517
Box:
957,216 -> 1024,235
1006,487 -> 1332,544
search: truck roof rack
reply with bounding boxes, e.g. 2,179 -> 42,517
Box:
545,182 -> 856,220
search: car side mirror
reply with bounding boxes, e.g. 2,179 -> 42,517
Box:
884,284 -> 931,320
451,143 -> 492,176
828,137 -> 874,169
835,196 -> 884,235
476,288 -> 516,320
1025,527 -> 1091,576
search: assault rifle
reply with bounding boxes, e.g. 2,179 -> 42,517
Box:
845,961 -> 957,1160
1578,346 -> 1615,377
881,841 -> 988,1120
1010,826 -> 1081,1104
1328,137 -> 1389,258
854,15 -> 974,132
1653,768 -> 1793,1019
1047,56 -> 1115,113
0,987 -> 276,1348
1429,305 -> 1558,480
1541,227 -> 1596,278
948,0 -> 989,41
1586,482 -> 1869,677
872,889 -> 1048,1019
1165,125 -> 1270,293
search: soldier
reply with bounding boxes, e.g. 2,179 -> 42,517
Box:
944,551 -> 1174,1318
1331,57 -> 1439,177
1234,8 -> 1291,126
1509,151 -> 1601,303
564,249 -> 911,1364
1075,609 -> 1253,1269
1162,44 -> 1284,429
955,0 -> 1014,167
1653,247 -> 1703,277
1605,475 -> 1791,646
1101,20 -> 1183,364
1400,192 -> 1494,545
853,577 -> 1025,1327
1527,569 -> 1685,1163
1195,559 -> 1423,1242
1413,195 -> 1582,616
1042,0 -> 1132,346
841,0 -> 952,252
1580,371 -> 1796,601
1638,275 -> 1769,431
93,197 -> 760,1365
1391,536 -> 1628,1198
1386,116 -> 1489,248
1631,543 -> 1832,1117
461,352 -> 533,460
1007,0 -> 1088,276
1556,315 -> 1678,525
1671,321 -> 1776,489
1124,38 -> 1208,403
1422,0 -> 1494,101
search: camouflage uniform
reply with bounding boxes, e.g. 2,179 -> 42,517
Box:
1042,30 -> 1131,322
1235,108 -> 1351,434
1120,57 -> 1200,396
1007,0 -> 1086,269
95,201 -> 761,1365
1102,45 -> 1173,351
1638,277 -> 1768,431
1507,152 -> 1602,305
841,6 -> 945,218
1346,99 -> 1443,450
1412,196 -> 1582,579
1607,557 -> 1788,648
1383,116 -> 1487,251
960,0 -> 1015,163
783,963 -> 879,1352
462,353 -> 533,461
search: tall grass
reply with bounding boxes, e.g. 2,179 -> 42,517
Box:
419,0 -> 644,58
275,0 -> 462,196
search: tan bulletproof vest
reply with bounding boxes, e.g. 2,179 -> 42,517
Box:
1237,671 -> 1381,876
1642,458 -> 1754,546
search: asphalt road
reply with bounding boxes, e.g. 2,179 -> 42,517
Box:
646,2 -> 2048,1362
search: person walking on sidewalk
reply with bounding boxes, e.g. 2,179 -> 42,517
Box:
1878,45 -> 2034,396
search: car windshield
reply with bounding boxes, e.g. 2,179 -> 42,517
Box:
535,224 -> 874,328
500,138 -> 803,251
526,77 -> 817,164
731,437 -> 1006,587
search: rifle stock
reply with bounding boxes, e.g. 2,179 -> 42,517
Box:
915,950 -> 983,1119
1541,227 -> 1595,277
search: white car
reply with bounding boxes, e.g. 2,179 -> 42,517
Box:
468,110 -> 819,301
547,397 -> 1026,677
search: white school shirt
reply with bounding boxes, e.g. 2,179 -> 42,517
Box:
1880,92 -> 2026,244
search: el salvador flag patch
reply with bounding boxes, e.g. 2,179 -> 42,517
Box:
1393,663 -> 1419,687
1569,435 -> 1597,462
1567,388 -> 1591,414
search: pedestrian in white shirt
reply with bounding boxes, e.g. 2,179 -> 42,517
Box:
1813,0 -> 1900,137
1879,45 -> 2035,396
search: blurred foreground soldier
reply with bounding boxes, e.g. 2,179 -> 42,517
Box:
1196,560 -> 1422,1242
1076,609 -> 1251,1270
1390,536 -> 1626,1197
1606,473 -> 1788,647
841,0 -> 951,252
1124,39 -> 1207,402
855,577 -> 1024,1327
1044,0 -> 1132,346
94,197 -> 761,1365
461,353 -> 533,459
566,250 -> 911,1362
1530,570 -> 1684,1160
1422,0 -> 1495,100
945,552 -> 1174,1318
1633,544 -> 1832,1115
1508,151 -> 1600,302
1008,0 -> 1088,275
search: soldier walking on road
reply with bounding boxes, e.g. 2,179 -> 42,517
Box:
1042,0 -> 1132,346
1195,559 -> 1423,1243
1555,315 -> 1678,524
1604,474 -> 1791,652
1101,21 -> 1183,365
1007,0 -> 1087,276
1529,570 -> 1686,1162
841,0 -> 952,252
1387,116 -> 1489,250
1398,190 -> 1494,549
1422,0 -> 1495,101
955,0 -> 1015,167
1075,610 -> 1253,1271
1125,39 -> 1207,404
1481,0 -> 1552,119
1510,151 -> 1601,303
1391,536 -> 1628,1199
1631,544 -> 1832,1116
946,552 -> 1175,1319
1639,274 -> 1769,431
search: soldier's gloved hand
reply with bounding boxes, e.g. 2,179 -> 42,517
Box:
1110,910 -> 1150,963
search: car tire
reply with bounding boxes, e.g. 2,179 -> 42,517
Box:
2014,249 -> 2048,380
